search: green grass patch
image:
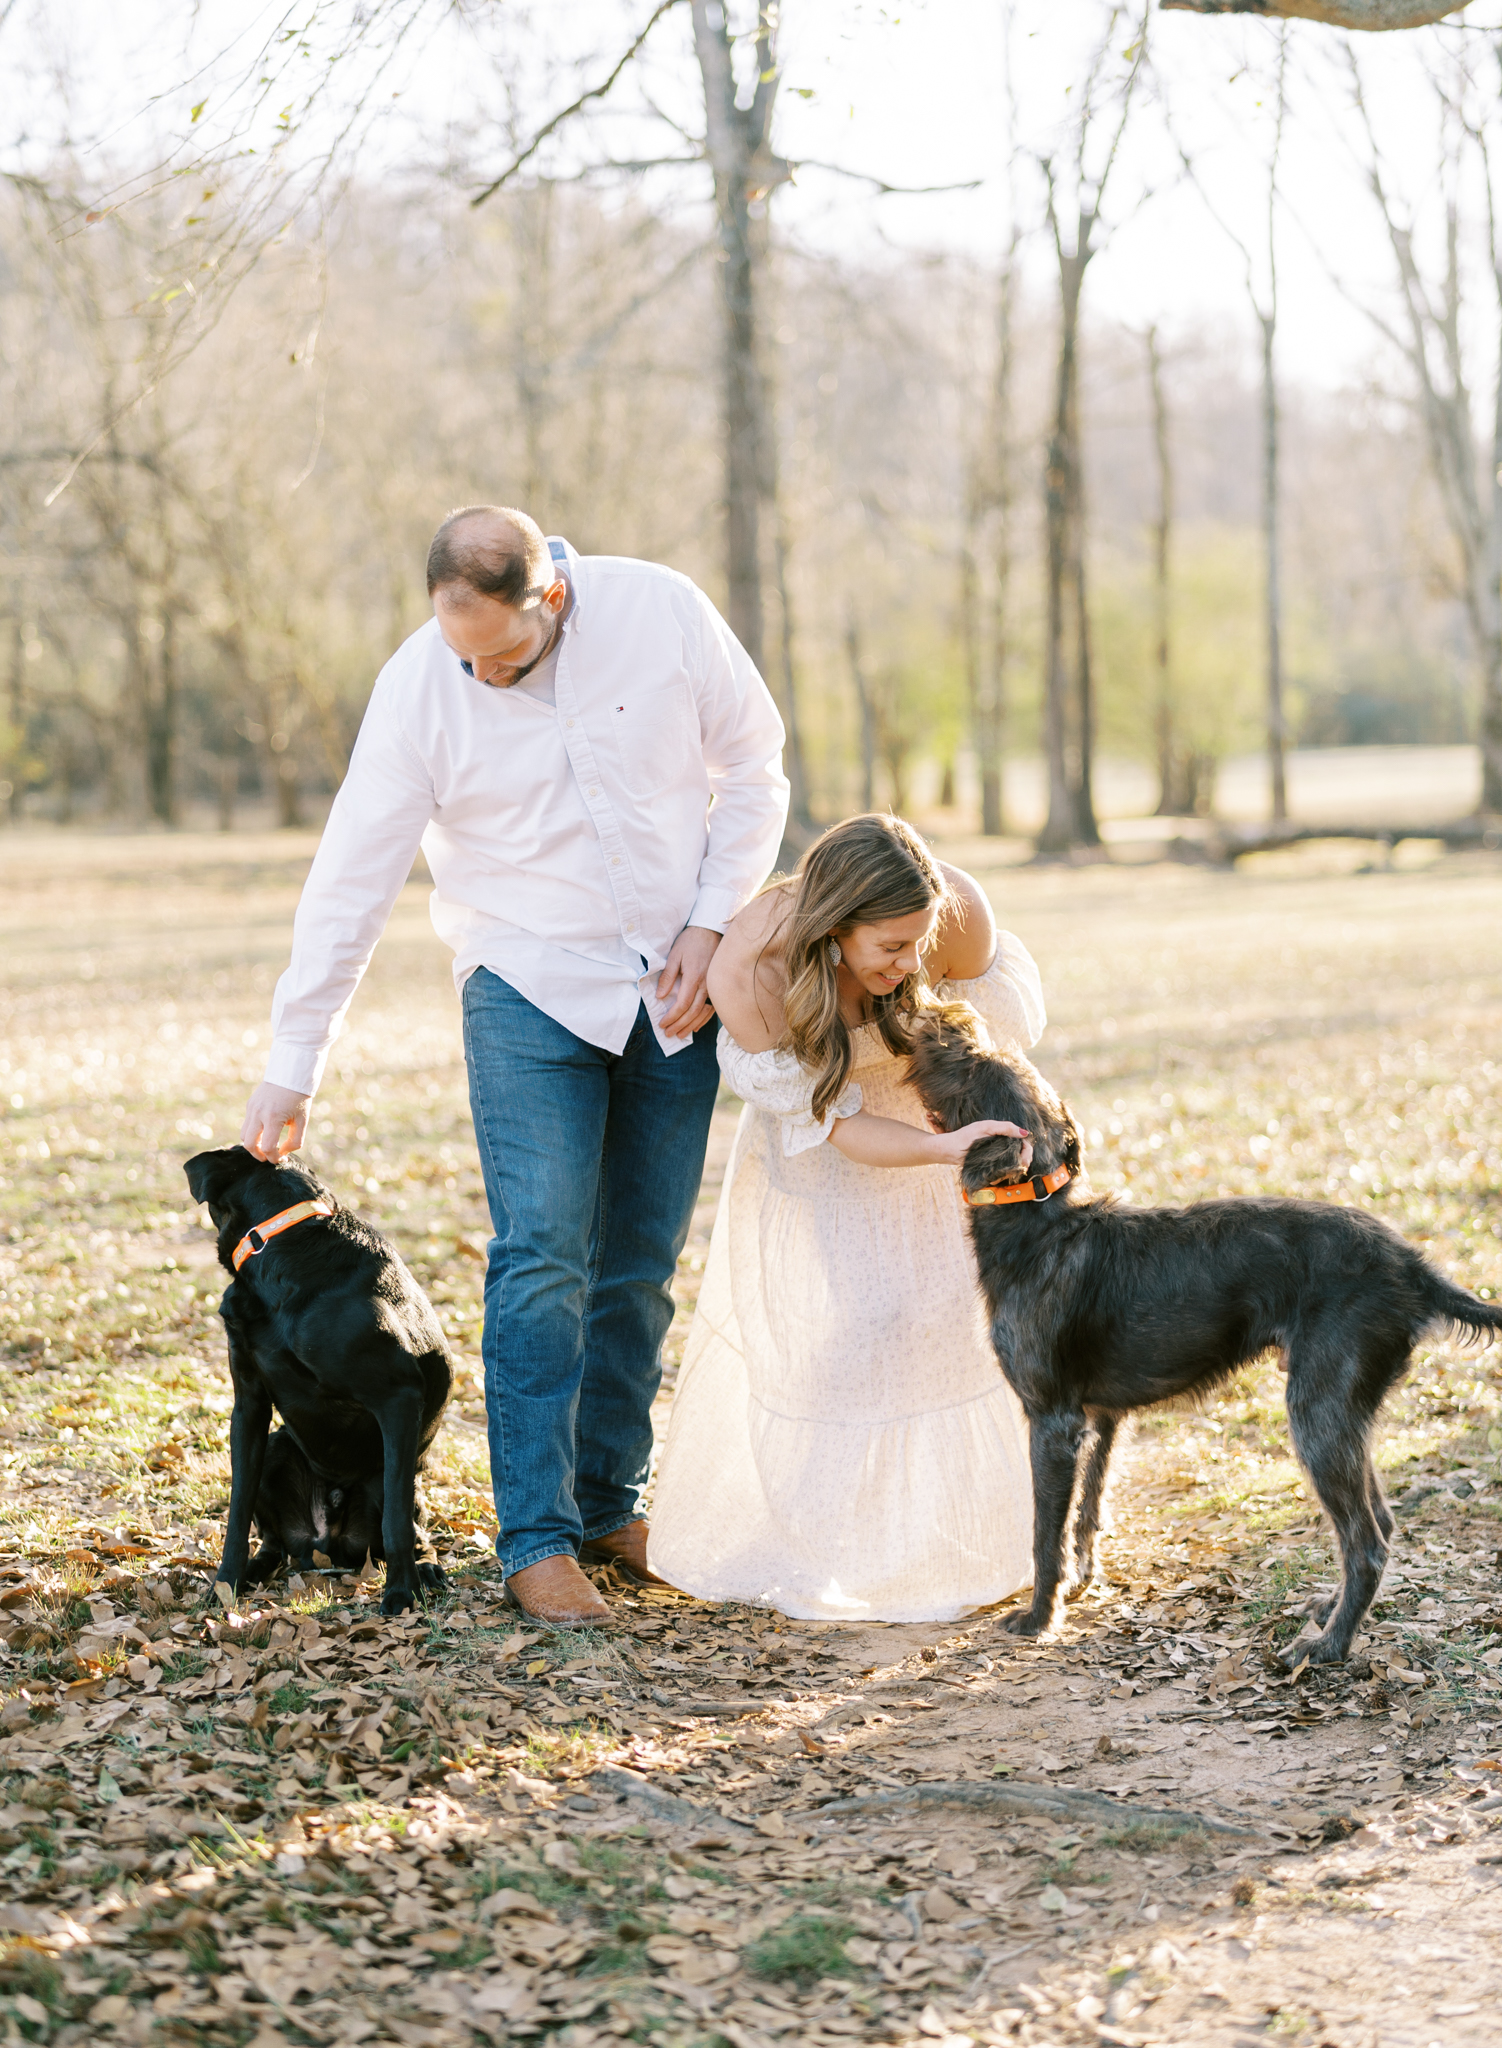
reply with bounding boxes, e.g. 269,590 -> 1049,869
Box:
521,1724 -> 616,1777
1241,1547 -> 1325,1630
744,1914 -> 862,1988
265,1682 -> 315,1716
1098,1818 -> 1206,1854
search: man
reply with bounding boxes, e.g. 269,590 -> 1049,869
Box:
240,507 -> 788,1625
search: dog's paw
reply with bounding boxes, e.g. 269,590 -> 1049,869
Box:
380,1584 -> 418,1617
416,1561 -> 448,1592
1061,1573 -> 1097,1606
1276,1625 -> 1350,1670
1002,1607 -> 1049,1638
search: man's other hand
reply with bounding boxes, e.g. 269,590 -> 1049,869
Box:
241,1083 -> 313,1161
656,925 -> 721,1037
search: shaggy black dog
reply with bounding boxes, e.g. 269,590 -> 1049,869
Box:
908,1016 -> 1502,1665
184,1146 -> 452,1614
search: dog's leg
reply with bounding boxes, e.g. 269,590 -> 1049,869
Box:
1369,1459 -> 1395,1545
371,1387 -> 432,1615
218,1384 -> 274,1598
1005,1407 -> 1088,1637
1064,1412 -> 1120,1601
241,1543 -> 286,1586
1281,1373 -> 1391,1667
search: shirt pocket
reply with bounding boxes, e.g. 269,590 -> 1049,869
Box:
606,680 -> 700,797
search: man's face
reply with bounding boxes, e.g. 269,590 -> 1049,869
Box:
433,579 -> 568,687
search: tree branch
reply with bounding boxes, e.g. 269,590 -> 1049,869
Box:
794,160 -> 982,196
469,0 -> 687,208
1160,0 -> 1469,28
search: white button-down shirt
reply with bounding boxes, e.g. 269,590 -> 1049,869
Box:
265,538 -> 789,1095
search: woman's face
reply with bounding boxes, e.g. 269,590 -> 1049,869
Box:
837,903 -> 939,997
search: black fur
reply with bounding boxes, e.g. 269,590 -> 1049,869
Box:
183,1146 -> 453,1614
908,1018 -> 1502,1664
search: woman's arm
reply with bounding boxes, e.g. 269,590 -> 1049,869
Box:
705,887 -> 791,1052
926,864 -> 997,982
828,1112 -> 1032,1171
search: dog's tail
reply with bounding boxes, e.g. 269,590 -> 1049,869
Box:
1422,1270 -> 1502,1347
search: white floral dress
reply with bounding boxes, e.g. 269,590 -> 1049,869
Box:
647,936 -> 1045,1622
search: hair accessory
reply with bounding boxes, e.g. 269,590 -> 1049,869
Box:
827,939 -> 842,966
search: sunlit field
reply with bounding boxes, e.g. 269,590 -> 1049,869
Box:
0,828 -> 1499,2047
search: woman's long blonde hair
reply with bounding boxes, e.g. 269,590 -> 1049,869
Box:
773,814 -> 951,1122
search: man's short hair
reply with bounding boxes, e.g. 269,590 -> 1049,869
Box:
426,505 -> 552,606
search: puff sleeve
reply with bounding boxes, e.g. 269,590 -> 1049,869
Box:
716,1031 -> 863,1157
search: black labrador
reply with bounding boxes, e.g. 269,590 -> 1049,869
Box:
184,1146 -> 453,1614
908,1015 -> 1501,1665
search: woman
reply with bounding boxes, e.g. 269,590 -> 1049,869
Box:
647,814 -> 1045,1622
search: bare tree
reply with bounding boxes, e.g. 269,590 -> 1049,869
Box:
1037,5 -> 1151,855
960,228 -> 1022,837
1346,49 -> 1502,813
845,619 -> 877,813
1172,31 -> 1289,821
1144,326 -> 1176,813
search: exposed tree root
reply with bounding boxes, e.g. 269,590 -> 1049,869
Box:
809,1777 -> 1261,1836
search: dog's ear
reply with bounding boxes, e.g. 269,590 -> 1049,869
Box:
961,1130 -> 1030,1197
1059,1102 -> 1083,1177
183,1145 -> 261,1213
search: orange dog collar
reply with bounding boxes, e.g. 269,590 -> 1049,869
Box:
231,1198 -> 337,1272
962,1162 -> 1074,1209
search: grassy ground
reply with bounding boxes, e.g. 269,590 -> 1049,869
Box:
0,828 -> 1499,2048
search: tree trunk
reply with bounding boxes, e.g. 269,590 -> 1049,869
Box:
963,253 -> 1015,839
512,181 -> 554,518
217,756 -> 237,833
1146,327 -> 1178,816
144,611 -> 178,827
1261,310 -> 1288,822
1040,254 -> 1099,850
692,0 -> 768,678
761,281 -> 812,828
846,620 -> 877,814
1072,471 -> 1102,847
6,614 -> 21,823
1039,281 -> 1078,853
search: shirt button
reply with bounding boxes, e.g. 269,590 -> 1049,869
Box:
611,857 -> 622,867
626,922 -> 637,933
587,786 -> 599,797
566,718 -> 575,729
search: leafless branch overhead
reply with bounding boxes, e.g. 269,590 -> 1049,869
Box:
795,160 -> 983,196
470,0 -> 687,207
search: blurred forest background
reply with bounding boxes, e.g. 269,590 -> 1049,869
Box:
1,0 -> 1499,849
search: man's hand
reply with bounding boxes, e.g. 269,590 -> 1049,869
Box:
241,1083 -> 313,1161
656,925 -> 721,1038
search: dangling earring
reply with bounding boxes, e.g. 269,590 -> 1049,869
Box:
827,939 -> 842,967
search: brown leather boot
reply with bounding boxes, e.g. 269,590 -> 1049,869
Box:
578,1519 -> 671,1587
505,1553 -> 611,1627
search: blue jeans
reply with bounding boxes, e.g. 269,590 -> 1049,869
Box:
461,969 -> 720,1576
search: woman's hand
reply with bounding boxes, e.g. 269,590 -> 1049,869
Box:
829,1112 -> 1031,1172
925,1119 -> 1032,1173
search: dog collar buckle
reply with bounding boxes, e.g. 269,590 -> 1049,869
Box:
962,1161 -> 1074,1210
231,1197 -> 337,1273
